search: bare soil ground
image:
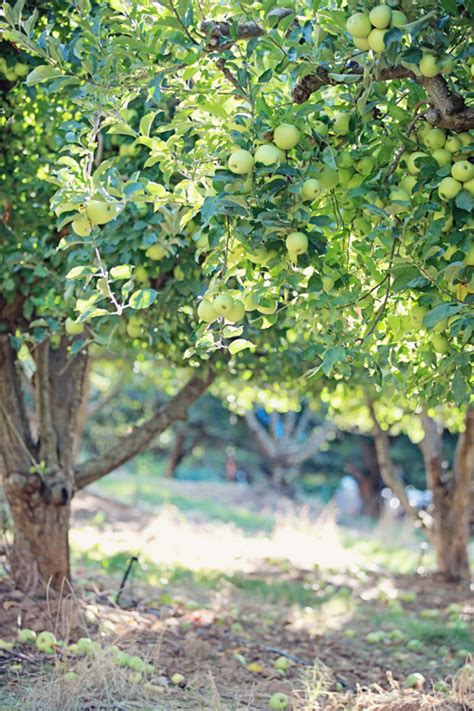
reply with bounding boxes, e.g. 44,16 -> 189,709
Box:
0,485 -> 473,710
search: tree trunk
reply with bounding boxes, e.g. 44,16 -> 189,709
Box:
421,409 -> 473,583
5,478 -> 71,591
1,330 -> 213,591
359,436 -> 381,517
165,429 -> 186,478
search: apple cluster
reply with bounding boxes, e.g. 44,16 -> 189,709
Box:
228,123 -> 301,175
390,127 -> 474,209
0,57 -> 29,81
71,200 -> 123,237
345,4 -> 459,78
346,4 -> 407,53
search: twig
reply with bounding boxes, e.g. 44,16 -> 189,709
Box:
215,58 -> 248,100
356,236 -> 397,344
265,646 -> 309,665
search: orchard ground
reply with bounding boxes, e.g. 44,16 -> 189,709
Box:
0,478 -> 473,710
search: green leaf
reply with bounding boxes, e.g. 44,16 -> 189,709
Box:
25,65 -> 64,85
455,190 -> 473,212
110,265 -> 133,280
229,338 -> 255,355
66,266 -> 95,280
139,111 -> 157,137
322,346 -> 346,376
452,369 -> 467,405
423,303 -> 462,329
129,288 -> 158,309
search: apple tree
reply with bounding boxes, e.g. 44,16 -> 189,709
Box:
1,0 -> 473,588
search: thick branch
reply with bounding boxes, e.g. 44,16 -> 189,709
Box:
292,65 -> 413,104
34,341 -> 59,468
201,8 -> 292,49
420,412 -> 446,500
245,409 -> 277,460
75,370 -> 214,489
286,422 -> 336,465
421,75 -> 474,131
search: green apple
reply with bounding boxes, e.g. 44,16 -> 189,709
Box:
173,265 -> 185,281
127,321 -> 143,338
134,265 -> 149,283
14,62 -> 29,77
390,10 -> 407,27
347,173 -> 364,188
128,655 -> 146,671
411,305 -> 427,328
338,168 -> 353,185
445,136 -> 462,153
367,29 -> 387,53
338,151 -> 353,168
346,12 -> 372,38
247,246 -> 274,264
113,650 -> 130,667
458,132 -> 472,147
313,120 -> 328,136
301,178 -> 321,200
369,5 -> 391,29
431,334 -> 449,354
72,213 -> 92,237
274,656 -> 290,671
228,149 -> 254,174
333,112 -> 350,135
353,36 -> 370,50
406,638 -> 422,651
400,175 -> 417,193
0,640 -> 14,651
198,299 -> 218,323
417,122 -> 432,142
355,156 -> 374,176
36,631 -> 57,654
64,671 -> 79,682
387,187 -> 410,214
18,629 -> 36,644
451,160 -> 474,182
405,673 -> 425,689
464,178 -> 474,196
438,176 -> 462,200
254,144 -> 280,166
226,298 -> 245,322
366,631 -> 384,644
171,673 -> 185,685
213,293 -> 235,317
319,166 -> 339,190
65,318 -> 84,336
86,200 -> 121,225
419,54 -> 440,78
432,211 -> 453,233
76,638 -> 99,655
145,244 -> 166,260
129,671 -> 143,684
432,148 -> 452,167
423,128 -> 446,150
321,275 -> 335,292
273,123 -> 300,150
286,231 -> 308,256
269,692 -> 289,709
406,151 -> 427,175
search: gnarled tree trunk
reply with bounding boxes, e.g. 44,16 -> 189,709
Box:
0,334 -> 214,591
421,410 -> 473,582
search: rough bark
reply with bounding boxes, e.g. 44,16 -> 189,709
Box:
1,337 -> 88,590
75,370 -> 215,489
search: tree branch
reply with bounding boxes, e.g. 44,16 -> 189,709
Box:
201,8 -> 292,50
452,406 -> 474,513
368,399 -> 421,524
74,370 -> 214,489
286,421 -> 336,465
244,409 -> 277,461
